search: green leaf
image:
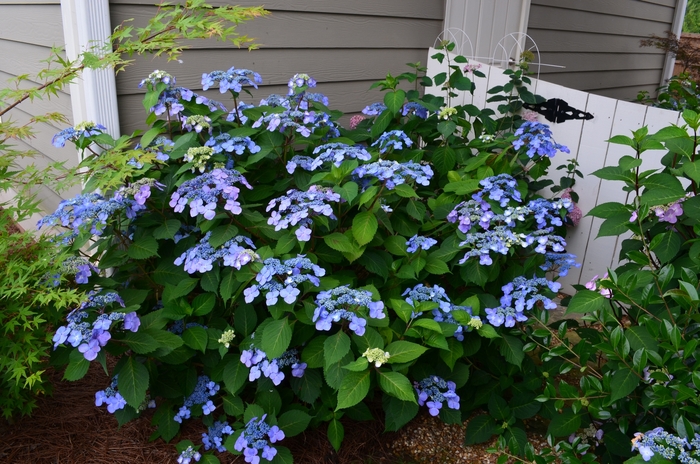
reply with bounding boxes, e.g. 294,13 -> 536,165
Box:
684,159 -> 700,184
412,318 -> 443,333
547,408 -> 581,437
440,337 -> 464,370
234,304 -> 257,337
182,326 -> 208,353
477,324 -> 500,339
383,396 -> 419,432
357,250 -> 391,279
352,211 -> 378,246
127,236 -> 159,259
464,415 -> 499,445
333,181 -> 359,204
192,293 -> 216,316
610,368 -> 641,402
64,349 -> 90,381
394,183 -> 419,198
278,410 -> 312,437
219,267 -> 238,303
650,231 -> 681,263
597,213 -> 632,237
327,419 -> 344,451
370,109 -> 393,138
405,199 -> 427,221
200,268 -> 221,294
123,331 -> 160,354
262,318 -> 292,359
384,235 -> 408,256
290,369 -> 322,403
625,326 -> 658,352
386,341 -> 428,363
275,232 -> 297,255
343,357 -> 369,371
200,455 -> 220,464
302,336 -> 327,368
153,219 -> 181,240
384,89 -> 406,114
336,370 -> 371,410
587,202 -> 629,219
444,179 -> 481,195
499,335 -> 524,367
434,146 -> 457,174
324,233 -> 354,253
117,357 -> 149,408
270,447 -> 293,464
425,256 -> 450,275
324,331 -> 351,366
437,121 -> 457,139
566,289 -> 606,314
153,262 -> 189,286
162,278 -> 198,303
488,394 -> 511,421
377,371 -> 416,402
223,358 -> 248,394
640,173 -> 686,206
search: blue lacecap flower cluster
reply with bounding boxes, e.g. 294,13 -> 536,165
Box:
240,346 -> 306,386
174,375 -> 220,423
353,159 -> 433,190
204,133 -> 261,156
632,427 -> 700,463
244,256 -> 326,306
371,129 -> 413,153
414,376 -> 460,416
405,235 -> 438,253
203,420 -> 234,452
177,446 -> 202,464
52,122 -> 107,148
234,414 -> 285,464
513,121 -> 570,158
266,185 -> 341,241
202,67 -> 262,93
169,168 -> 252,219
403,284 -> 480,341
286,142 -> 372,174
362,102 -> 387,116
485,276 -> 561,327
174,232 -> 257,274
253,108 -> 340,139
312,286 -> 386,336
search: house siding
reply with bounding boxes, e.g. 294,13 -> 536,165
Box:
0,1 -> 78,213
109,0 -> 445,134
526,0 -> 675,101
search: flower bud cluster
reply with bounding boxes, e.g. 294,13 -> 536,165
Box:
266,186 -> 341,241
363,347 -> 390,367
371,130 -> 413,153
218,329 -> 235,348
244,256 -> 326,306
202,67 -> 262,93
353,160 -> 433,190
513,121 -> 570,158
414,376 -> 460,416
241,345 -> 306,385
181,115 -> 212,134
312,286 -> 386,336
485,276 -> 560,327
174,375 -> 220,423
202,420 -> 234,452
169,168 -> 253,219
174,232 -> 257,274
234,414 -> 285,463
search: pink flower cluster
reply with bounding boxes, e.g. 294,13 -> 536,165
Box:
585,273 -> 612,298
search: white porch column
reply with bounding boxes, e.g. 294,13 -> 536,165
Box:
661,0 -> 688,87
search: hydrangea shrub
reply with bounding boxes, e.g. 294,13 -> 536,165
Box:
47,43 -> 575,462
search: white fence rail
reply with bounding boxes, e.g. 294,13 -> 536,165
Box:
426,48 -> 682,293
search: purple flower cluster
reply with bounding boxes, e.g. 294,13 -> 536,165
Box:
401,102 -> 429,119
527,197 -> 573,229
201,67 -> 262,93
353,160 -> 433,190
286,143 -> 372,174
60,256 -> 98,284
362,102 -> 387,116
458,226 -> 533,265
138,70 -> 175,89
52,122 -> 107,148
485,276 -> 560,327
371,130 -> 413,153
405,235 -> 437,253
202,421 -> 234,452
653,195 -> 691,224
151,86 -> 194,116
312,286 -> 386,336
472,174 -> 522,207
513,121 -> 570,158
94,376 -> 127,413
414,376 -> 460,416
241,346 -> 306,386
266,186 -> 341,241
169,168 -> 252,219
253,109 -> 339,138
402,284 -> 479,340
174,232 -> 257,274
174,375 -> 220,423
177,446 -> 202,464
204,133 -> 261,156
540,252 -> 580,277
244,256 -> 326,306
631,427 -> 700,462
288,73 -> 317,95
234,414 -> 285,464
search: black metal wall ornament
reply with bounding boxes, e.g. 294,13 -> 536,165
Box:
523,98 -> 594,124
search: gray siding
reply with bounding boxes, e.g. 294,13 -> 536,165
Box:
109,0 -> 445,134
526,0 -> 674,101
0,1 -> 77,213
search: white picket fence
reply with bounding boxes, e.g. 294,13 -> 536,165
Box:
426,48 -> 682,293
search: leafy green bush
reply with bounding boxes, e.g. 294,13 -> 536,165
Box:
45,42 -> 578,463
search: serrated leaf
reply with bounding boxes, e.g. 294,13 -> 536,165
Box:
223,358 -> 248,394
440,337 -> 464,370
127,236 -> 159,259
182,326 -> 208,353
64,349 -> 90,381
343,357 -> 369,371
117,356 -> 149,408
433,146 -> 456,173
370,110 -> 393,138
464,415 -> 499,445
333,181 -> 359,204
162,278 -> 198,303
261,318 -> 292,360
412,318 -> 443,333
200,268 -> 220,294
488,394 -> 511,421
219,267 -> 238,303
275,232 -> 297,255
547,408 -> 581,437
324,233 -> 354,253
383,396 -> 419,432
153,219 -> 181,240
444,179 -> 480,195
566,289 -> 606,314
377,371 -> 416,402
352,211 -> 378,246
650,231 -> 681,264
324,331 -> 351,366
336,370 -> 371,410
587,202 -> 629,219
278,410 -> 312,437
384,89 -> 406,114
626,326 -> 658,352
610,368 -> 641,402
425,256 -> 450,274
327,419 -> 344,451
386,341 -> 428,363
499,335 -> 524,367
123,331 -> 160,354
209,224 -> 239,248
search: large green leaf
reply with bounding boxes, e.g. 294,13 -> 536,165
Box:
223,358 -> 248,394
566,289 -> 606,314
261,318 -> 292,360
370,109 -> 393,138
640,173 -> 686,206
127,236 -> 159,259
336,370 -> 371,410
650,231 -> 681,264
123,331 -> 160,354
597,213 -> 633,237
433,146 -> 457,173
64,349 -> 90,381
587,202 -> 629,219
153,219 -> 181,240
547,408 -> 581,437
333,181 -> 359,204
499,335 -> 524,367
352,211 -> 378,246
383,396 -> 419,432
302,336 -> 327,368
425,256 -> 450,275
626,326 -> 658,353
117,356 -> 149,408
384,89 -> 406,114
327,419 -> 345,452
182,326 -> 208,353
324,233 -> 354,253
464,415 -> 499,445
377,371 -> 416,402
277,410 -> 311,437
162,278 -> 199,303
324,331 -> 351,366
209,223 -> 239,248
385,341 -> 428,363
610,368 -> 641,402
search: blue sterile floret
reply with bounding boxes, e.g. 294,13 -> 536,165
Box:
362,102 -> 387,115
51,121 -> 107,148
95,375 -> 155,414
202,420 -> 234,452
205,133 -> 261,156
353,160 -> 433,190
287,73 -> 317,95
174,375 -> 220,423
240,345 -> 306,385
312,286 -> 386,336
174,231 -> 257,274
458,225 -> 534,266
513,121 -> 570,158
265,185 -> 341,241
485,276 -> 561,327
405,235 -> 438,253
371,130 -> 413,153
252,108 -> 340,138
244,256 -> 326,306
201,67 -> 262,93
234,414 -> 285,463
414,376 -> 460,416
169,168 -> 253,219
286,143 -> 372,174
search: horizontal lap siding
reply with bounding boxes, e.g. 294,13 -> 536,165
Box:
527,0 -> 674,100
0,2 -> 76,215
110,1 -> 445,133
